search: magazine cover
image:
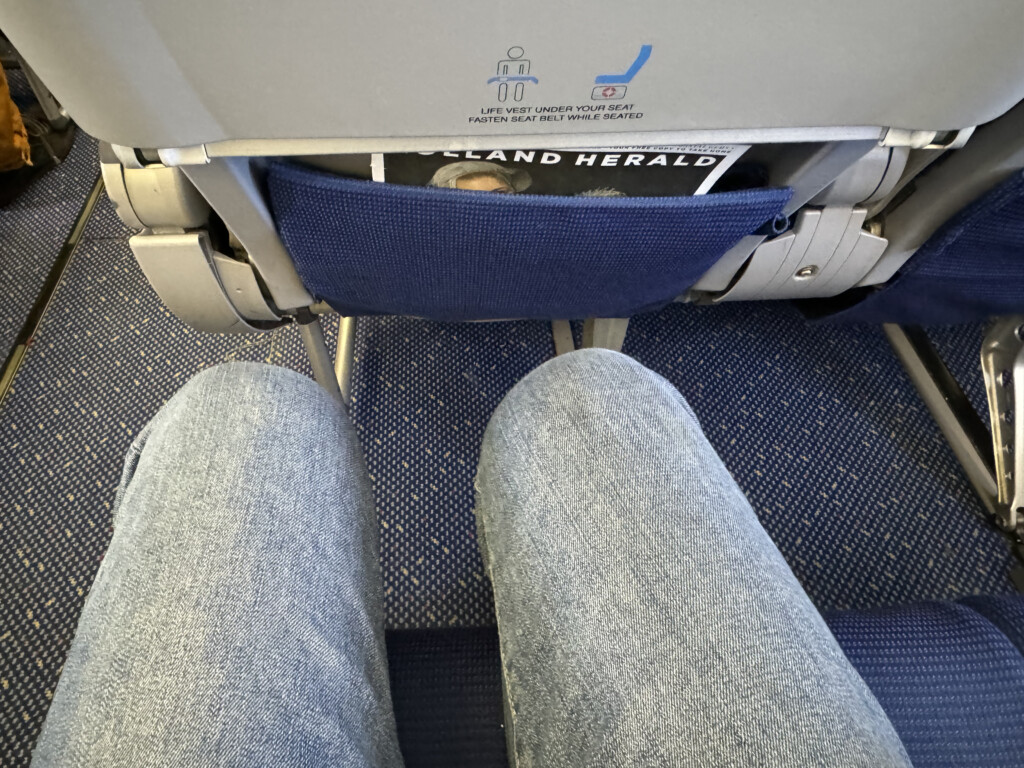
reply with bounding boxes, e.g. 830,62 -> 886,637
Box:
372,145 -> 749,197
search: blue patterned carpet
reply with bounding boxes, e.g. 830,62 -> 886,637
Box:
0,70 -> 99,363
353,309 -> 1012,632
351,318 -> 554,628
626,305 -> 1011,609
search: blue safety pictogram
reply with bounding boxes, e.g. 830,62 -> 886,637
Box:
595,45 -> 653,84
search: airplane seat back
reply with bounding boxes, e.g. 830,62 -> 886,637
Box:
814,100 -> 1024,325
4,0 -> 1024,333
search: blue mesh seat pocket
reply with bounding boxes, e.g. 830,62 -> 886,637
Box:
266,161 -> 791,321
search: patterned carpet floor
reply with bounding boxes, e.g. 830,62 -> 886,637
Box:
0,69 -> 100,364
352,308 -> 1012,631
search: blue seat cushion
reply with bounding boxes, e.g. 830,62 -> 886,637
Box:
386,595 -> 1024,767
265,161 -> 790,321
825,599 -> 1024,768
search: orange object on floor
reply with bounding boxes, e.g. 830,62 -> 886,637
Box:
0,66 -> 31,172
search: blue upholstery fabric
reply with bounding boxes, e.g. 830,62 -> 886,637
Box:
828,170 -> 1024,325
385,596 -> 1024,768
386,629 -> 504,768
962,594 -> 1024,657
265,162 -> 790,321
826,600 -> 1024,768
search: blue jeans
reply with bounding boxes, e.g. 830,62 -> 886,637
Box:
33,352 -> 910,766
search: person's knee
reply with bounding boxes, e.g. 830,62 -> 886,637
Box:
119,362 -> 365,540
157,362 -> 348,445
173,362 -> 329,414
136,362 -> 357,503
486,349 -> 696,449
476,349 -> 703,537
474,350 -> 712,596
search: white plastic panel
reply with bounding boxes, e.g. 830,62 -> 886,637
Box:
2,1 -> 1024,150
123,166 -> 211,229
859,100 -> 1024,287
129,231 -> 259,334
718,207 -> 888,301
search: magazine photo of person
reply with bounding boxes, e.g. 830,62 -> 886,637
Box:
374,145 -> 749,197
427,160 -> 533,194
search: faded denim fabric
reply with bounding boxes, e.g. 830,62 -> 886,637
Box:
475,349 -> 911,767
32,363 -> 402,767
36,354 -> 910,767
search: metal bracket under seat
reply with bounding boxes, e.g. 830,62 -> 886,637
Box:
716,205 -> 887,301
982,316 -> 1024,535
887,319 -> 1024,592
128,229 -> 277,334
100,145 -> 349,400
